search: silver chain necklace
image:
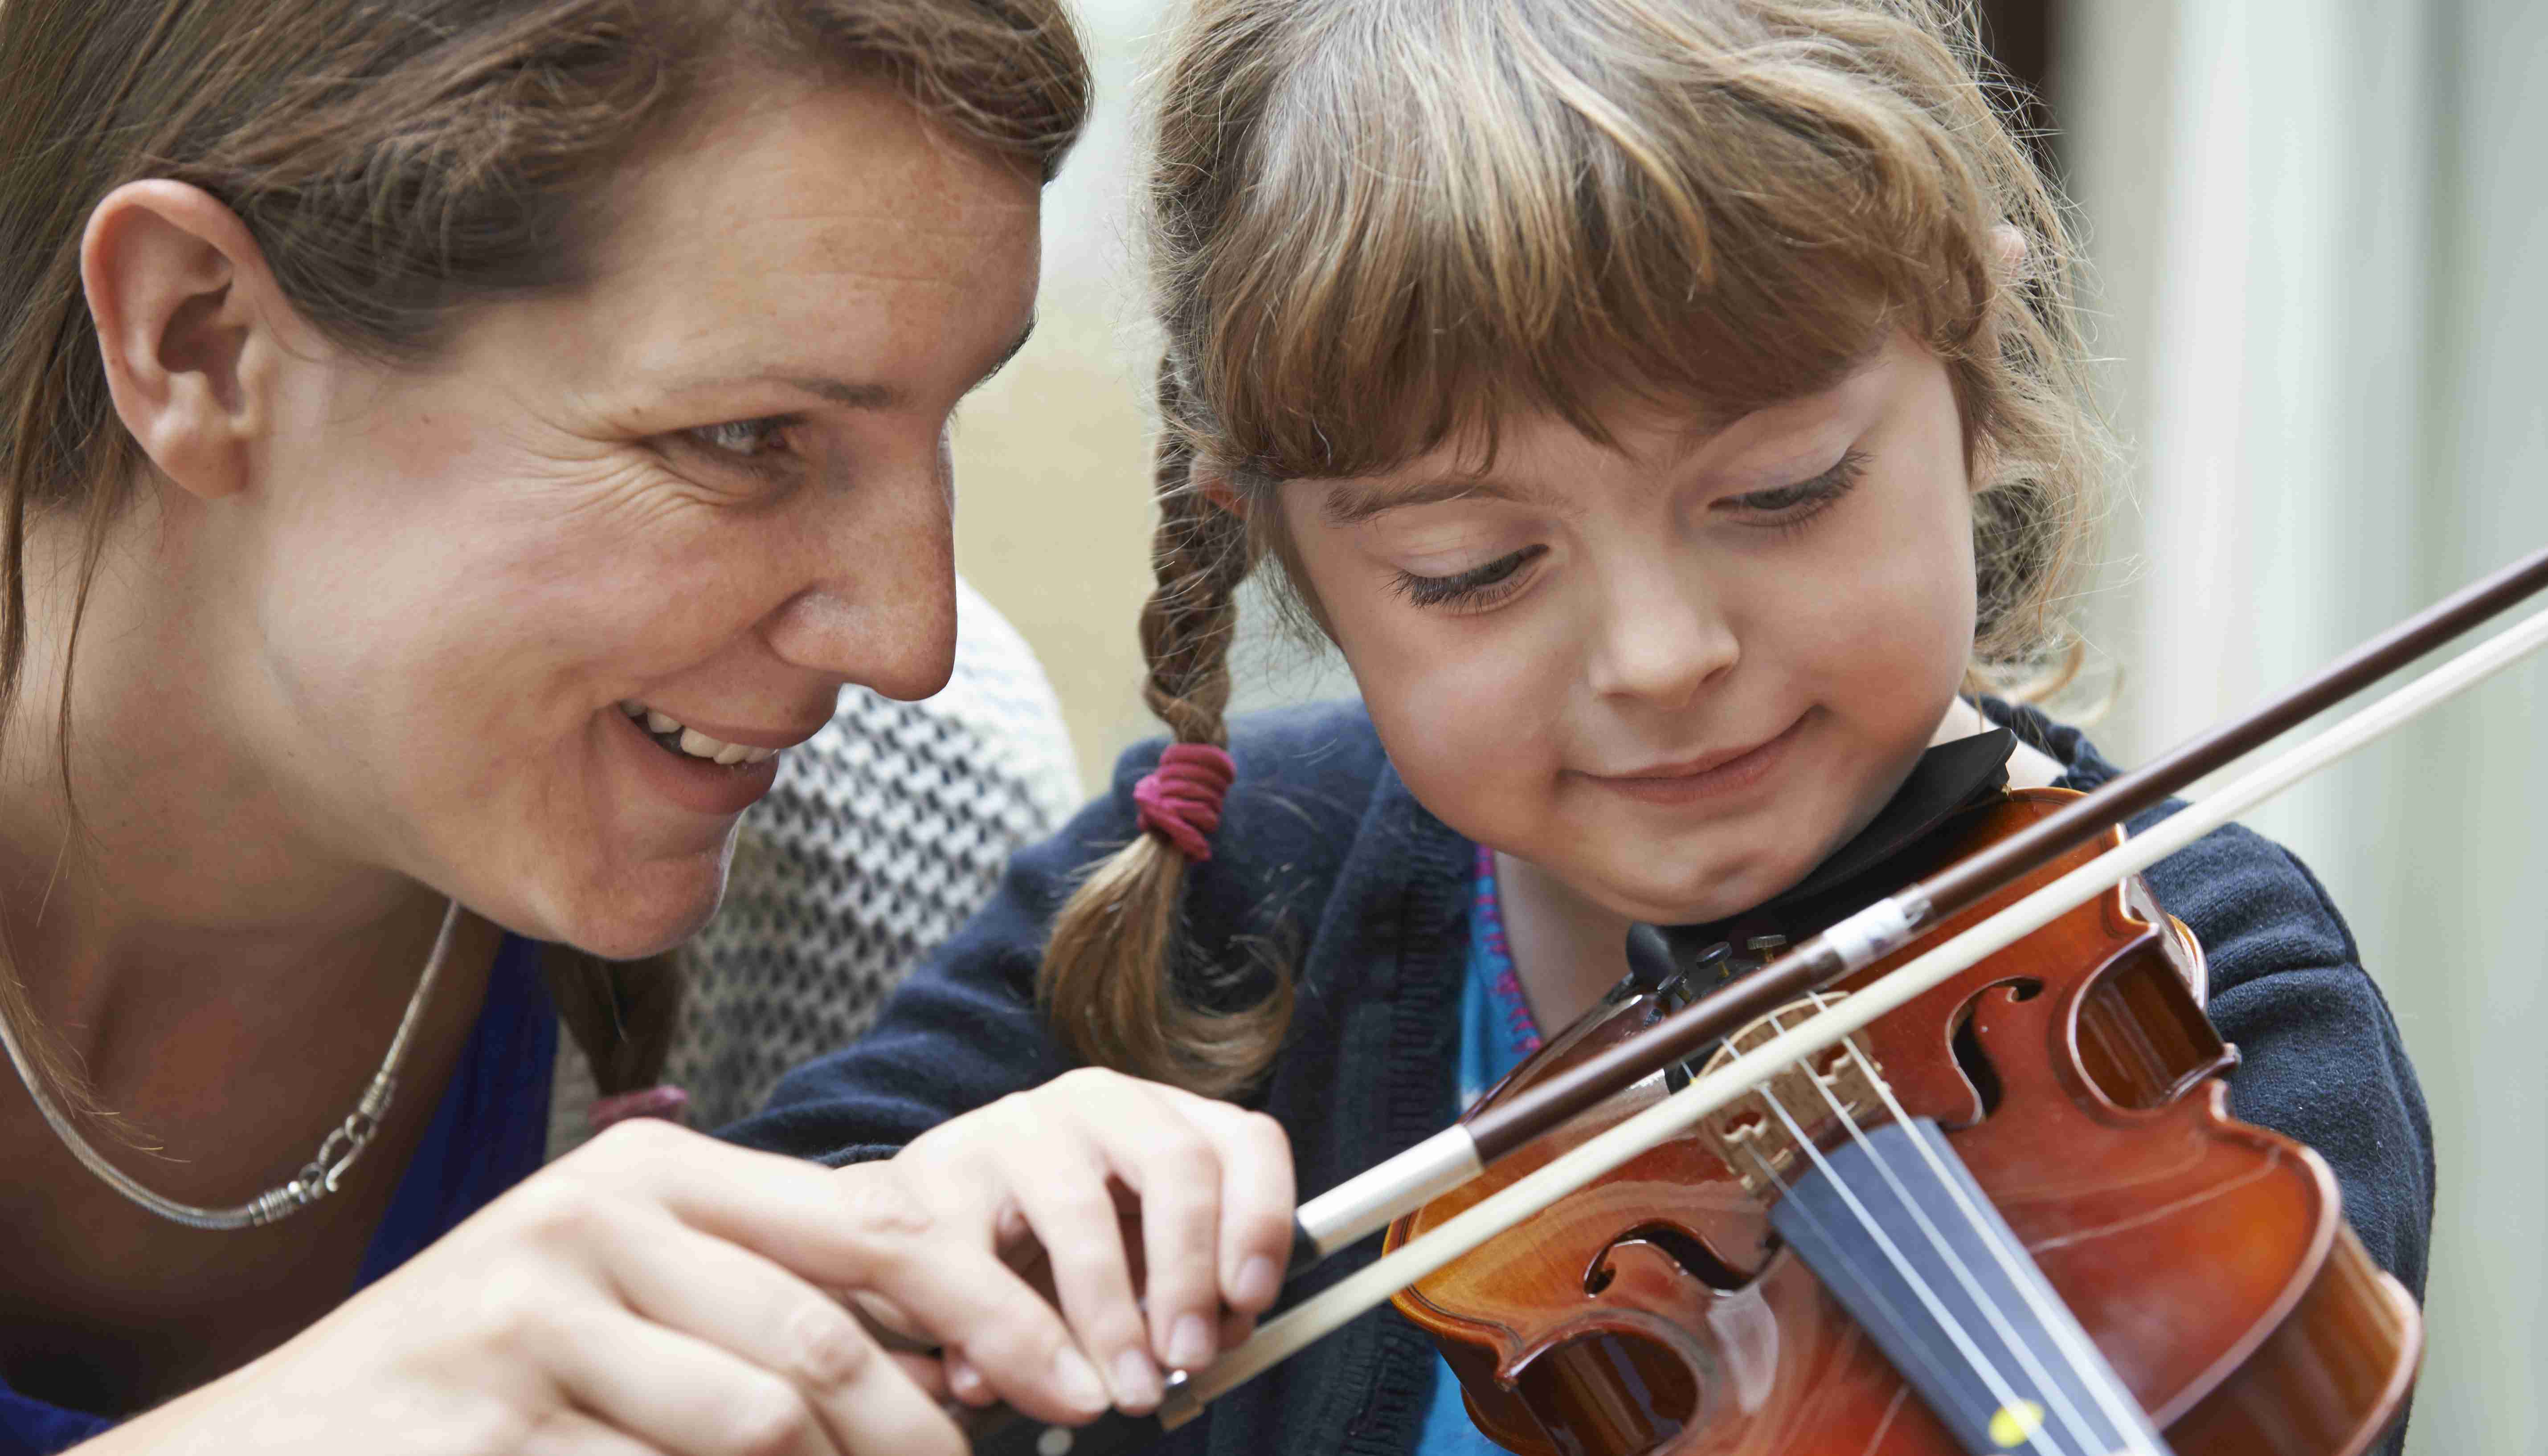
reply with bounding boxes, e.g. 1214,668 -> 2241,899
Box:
0,899 -> 462,1231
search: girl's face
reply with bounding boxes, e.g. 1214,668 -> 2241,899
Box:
1279,333 -> 1978,924
197,80 -> 1041,956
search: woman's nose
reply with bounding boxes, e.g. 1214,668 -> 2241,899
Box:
761,445 -> 958,701
1583,560 -> 1740,709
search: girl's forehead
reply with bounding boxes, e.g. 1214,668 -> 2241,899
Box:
1313,335 -> 1908,493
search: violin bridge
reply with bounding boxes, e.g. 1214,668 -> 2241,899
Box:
1694,992 -> 1889,1201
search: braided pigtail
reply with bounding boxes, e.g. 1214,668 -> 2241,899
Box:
1037,360 -> 1291,1097
540,944 -> 689,1121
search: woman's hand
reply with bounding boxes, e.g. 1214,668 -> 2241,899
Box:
84,1120 -> 1112,1456
880,1067 -> 1298,1415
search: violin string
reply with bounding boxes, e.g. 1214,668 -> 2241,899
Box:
1747,1062 -> 2076,1456
1788,999 -> 2144,1455
1814,995 -> 2161,1455
1734,1142 -> 2031,1453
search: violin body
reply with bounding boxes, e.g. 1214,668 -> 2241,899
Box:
1386,790 -> 2421,1456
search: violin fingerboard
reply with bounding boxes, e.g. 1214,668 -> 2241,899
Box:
1771,1119 -> 2170,1456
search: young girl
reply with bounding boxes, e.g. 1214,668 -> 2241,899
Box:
729,0 -> 2433,1450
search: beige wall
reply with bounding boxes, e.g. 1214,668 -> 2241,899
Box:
949,2 -> 1178,793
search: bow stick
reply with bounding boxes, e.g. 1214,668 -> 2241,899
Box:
1280,538 -> 2548,1267
970,541 -> 2548,1455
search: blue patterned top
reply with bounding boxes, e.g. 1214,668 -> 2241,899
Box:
1415,845 -> 1543,1456
0,934 -> 557,1456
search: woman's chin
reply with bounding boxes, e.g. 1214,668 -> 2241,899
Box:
493,854 -> 729,959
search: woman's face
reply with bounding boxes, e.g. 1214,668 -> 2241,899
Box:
217,79 -> 1042,956
1278,333 -> 1978,925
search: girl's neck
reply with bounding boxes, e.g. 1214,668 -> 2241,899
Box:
1495,697 -> 2068,1034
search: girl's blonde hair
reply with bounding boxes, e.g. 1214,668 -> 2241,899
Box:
1043,0 -> 2110,1096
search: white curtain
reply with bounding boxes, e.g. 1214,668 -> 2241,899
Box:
2066,3 -> 2546,1450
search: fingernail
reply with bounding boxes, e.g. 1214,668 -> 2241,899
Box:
1111,1347 -> 1164,1409
1053,1347 -> 1108,1414
1167,1313 -> 1215,1370
1235,1255 -> 1280,1308
948,1352 -> 986,1401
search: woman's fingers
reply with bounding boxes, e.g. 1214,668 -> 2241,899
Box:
516,1407 -> 693,1456
574,1124 -> 1110,1425
529,1298 -> 912,1456
596,1209 -> 965,1449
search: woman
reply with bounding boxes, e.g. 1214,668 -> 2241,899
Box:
0,1 -> 1148,1451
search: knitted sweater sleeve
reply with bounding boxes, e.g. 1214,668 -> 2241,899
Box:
2132,815 -> 2437,1301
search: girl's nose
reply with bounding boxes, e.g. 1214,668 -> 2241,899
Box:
761,444 -> 958,701
1583,560 -> 1740,709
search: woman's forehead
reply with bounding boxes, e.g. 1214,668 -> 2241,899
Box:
503,78 -> 1043,408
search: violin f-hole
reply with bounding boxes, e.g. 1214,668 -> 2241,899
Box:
1585,1224 -> 1760,1297
1946,978 -> 2043,1124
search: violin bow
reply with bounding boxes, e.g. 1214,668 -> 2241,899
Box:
970,542 -> 2548,1453
1280,538 -> 2548,1268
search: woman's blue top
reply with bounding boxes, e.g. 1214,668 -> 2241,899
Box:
1,933 -> 557,1456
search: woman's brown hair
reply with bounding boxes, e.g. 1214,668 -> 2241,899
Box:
0,0 -> 1087,1126
1041,0 -> 2112,1096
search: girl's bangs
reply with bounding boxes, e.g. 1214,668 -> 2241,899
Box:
1167,0 -> 1998,483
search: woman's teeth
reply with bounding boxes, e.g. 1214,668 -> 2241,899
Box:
618,701 -> 778,767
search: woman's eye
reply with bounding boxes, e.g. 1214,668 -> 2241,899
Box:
685,416 -> 798,460
1393,546 -> 1547,611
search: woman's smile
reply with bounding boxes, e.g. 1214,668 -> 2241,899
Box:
605,701 -> 814,818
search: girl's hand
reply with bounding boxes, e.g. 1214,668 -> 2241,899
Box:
83,1121 -> 1112,1456
885,1067 -> 1297,1415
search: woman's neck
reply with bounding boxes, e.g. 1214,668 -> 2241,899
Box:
0,501 -> 448,1081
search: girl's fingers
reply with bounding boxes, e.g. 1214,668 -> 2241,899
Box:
1001,1124 -> 1163,1411
568,1124 -> 1110,1425
1120,1114 -> 1227,1373
1169,1094 -> 1298,1317
528,1300 -> 887,1456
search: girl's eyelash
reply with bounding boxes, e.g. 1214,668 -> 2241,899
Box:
1725,449 -> 1870,528
1386,453 -> 1863,611
1393,545 -> 1548,611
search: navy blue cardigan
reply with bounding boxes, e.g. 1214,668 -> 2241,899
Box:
725,701 -> 2433,1456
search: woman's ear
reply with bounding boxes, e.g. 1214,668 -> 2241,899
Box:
82,181 -> 300,502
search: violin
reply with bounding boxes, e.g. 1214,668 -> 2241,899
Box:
973,542 -> 2548,1456
1386,788 -> 2419,1455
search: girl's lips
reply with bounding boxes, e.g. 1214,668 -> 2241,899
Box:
1587,714 -> 1810,806
610,701 -> 782,816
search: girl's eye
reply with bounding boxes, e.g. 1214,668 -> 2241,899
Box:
1724,449 -> 1869,527
1393,545 -> 1548,612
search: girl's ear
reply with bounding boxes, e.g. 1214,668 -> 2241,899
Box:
82,181 -> 306,502
1991,222 -> 2028,280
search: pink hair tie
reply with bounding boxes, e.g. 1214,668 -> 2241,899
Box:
588,1084 -> 691,1133
1133,742 -> 1236,862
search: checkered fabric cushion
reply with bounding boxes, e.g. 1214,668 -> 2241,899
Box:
547,580 -> 1083,1155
